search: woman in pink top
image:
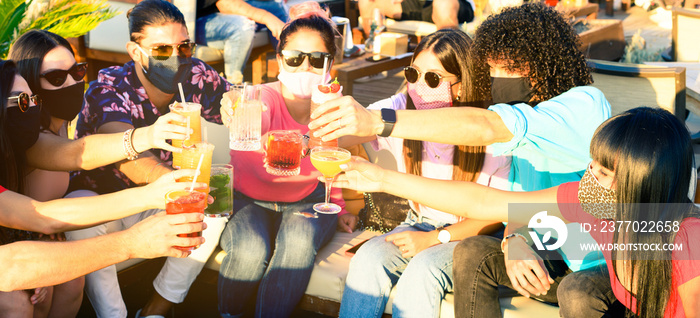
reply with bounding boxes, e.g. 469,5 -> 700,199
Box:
217,3 -> 356,317
333,107 -> 700,318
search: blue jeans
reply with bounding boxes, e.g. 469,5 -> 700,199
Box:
196,13 -> 256,82
217,183 -> 337,318
339,212 -> 455,318
247,0 -> 288,48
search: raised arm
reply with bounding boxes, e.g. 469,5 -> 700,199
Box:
333,158 -> 561,223
309,96 -> 513,146
25,112 -> 188,172
216,0 -> 286,39
0,211 -> 205,291
0,169 -> 204,234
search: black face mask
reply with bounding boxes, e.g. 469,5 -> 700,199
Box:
141,55 -> 192,94
6,105 -> 41,154
38,82 -> 85,121
491,77 -> 533,105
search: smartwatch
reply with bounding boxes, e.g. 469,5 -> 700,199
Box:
379,108 -> 397,137
437,228 -> 451,244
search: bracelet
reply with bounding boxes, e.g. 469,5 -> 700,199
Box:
145,162 -> 164,184
500,233 -> 528,253
123,129 -> 139,160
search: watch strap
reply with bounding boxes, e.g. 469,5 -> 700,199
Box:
378,108 -> 396,137
500,233 -> 527,253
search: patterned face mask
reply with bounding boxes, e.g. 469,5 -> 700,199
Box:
578,163 -> 617,219
407,80 -> 454,110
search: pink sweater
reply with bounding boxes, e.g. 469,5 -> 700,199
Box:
229,82 -> 346,214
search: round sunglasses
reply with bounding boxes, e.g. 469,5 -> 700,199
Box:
280,50 -> 333,69
403,66 -> 458,89
138,42 -> 196,61
41,62 -> 88,87
7,92 -> 41,112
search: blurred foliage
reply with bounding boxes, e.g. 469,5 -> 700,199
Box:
622,29 -> 664,64
0,0 -> 118,59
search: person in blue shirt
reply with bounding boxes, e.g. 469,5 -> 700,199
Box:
308,3 -> 612,316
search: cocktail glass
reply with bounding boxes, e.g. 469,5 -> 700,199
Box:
305,147 -> 351,217
308,84 -> 342,149
177,142 -> 215,193
264,130 -> 304,176
165,190 -> 207,251
205,164 -> 233,218
169,102 -> 202,169
228,84 -> 262,151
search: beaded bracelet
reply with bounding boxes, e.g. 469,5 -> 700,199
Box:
123,129 -> 139,160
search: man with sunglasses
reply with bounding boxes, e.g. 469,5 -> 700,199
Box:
68,1 -> 231,317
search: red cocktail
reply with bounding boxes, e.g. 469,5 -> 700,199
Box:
165,190 -> 207,251
265,130 -> 303,176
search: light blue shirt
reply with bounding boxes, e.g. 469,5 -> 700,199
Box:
489,86 -> 612,192
489,86 -> 611,271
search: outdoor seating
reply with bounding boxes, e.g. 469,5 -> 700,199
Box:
672,7 -> 700,62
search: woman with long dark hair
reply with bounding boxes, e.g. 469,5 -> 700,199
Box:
0,59 -> 206,309
337,29 -> 510,318
332,107 -> 700,318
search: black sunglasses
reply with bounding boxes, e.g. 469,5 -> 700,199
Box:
404,66 -> 458,89
280,50 -> 333,69
41,62 -> 88,87
139,42 -> 196,61
7,92 -> 41,112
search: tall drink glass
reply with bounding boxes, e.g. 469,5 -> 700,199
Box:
178,142 -> 215,193
206,164 -> 233,217
310,147 -> 351,216
229,84 -> 262,151
169,102 -> 202,169
264,130 -> 304,176
308,84 -> 342,148
165,190 -> 207,251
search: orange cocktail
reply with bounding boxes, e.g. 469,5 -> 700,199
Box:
309,147 -> 351,215
170,102 -> 202,169
165,190 -> 207,251
178,142 -> 215,193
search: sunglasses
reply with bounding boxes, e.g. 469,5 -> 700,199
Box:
404,66 -> 458,89
139,42 -> 196,61
280,50 -> 333,69
41,62 -> 88,87
7,92 -> 41,112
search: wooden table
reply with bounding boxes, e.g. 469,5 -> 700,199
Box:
331,52 -> 413,95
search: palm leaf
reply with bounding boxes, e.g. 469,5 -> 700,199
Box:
0,0 -> 29,59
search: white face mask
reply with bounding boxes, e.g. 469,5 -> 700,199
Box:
277,68 -> 330,99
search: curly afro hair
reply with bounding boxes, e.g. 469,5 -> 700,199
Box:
474,2 -> 592,104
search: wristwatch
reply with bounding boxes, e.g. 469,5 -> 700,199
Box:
500,233 -> 527,253
378,108 -> 397,137
437,227 -> 451,244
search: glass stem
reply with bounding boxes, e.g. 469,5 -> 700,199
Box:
324,177 -> 334,206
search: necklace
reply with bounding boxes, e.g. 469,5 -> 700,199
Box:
423,142 -> 452,160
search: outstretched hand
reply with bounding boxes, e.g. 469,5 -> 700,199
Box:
124,211 -> 207,259
144,112 -> 191,153
325,157 -> 386,193
144,169 -> 208,209
308,96 -> 382,141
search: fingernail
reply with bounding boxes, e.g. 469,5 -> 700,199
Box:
542,291 -> 547,295
339,164 -> 348,170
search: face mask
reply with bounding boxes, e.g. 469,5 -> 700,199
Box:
277,68 -> 329,99
139,48 -> 192,94
407,80 -> 453,110
491,77 -> 532,104
578,164 -> 617,219
5,106 -> 41,154
37,82 -> 85,121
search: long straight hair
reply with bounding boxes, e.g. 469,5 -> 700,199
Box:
0,60 -> 24,193
591,107 -> 699,318
403,30 -> 490,183
9,29 -> 74,130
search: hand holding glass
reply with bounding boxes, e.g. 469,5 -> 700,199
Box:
229,84 -> 262,151
310,147 -> 351,215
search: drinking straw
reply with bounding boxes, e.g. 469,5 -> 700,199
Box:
321,56 -> 329,85
178,83 -> 186,103
189,153 -> 205,192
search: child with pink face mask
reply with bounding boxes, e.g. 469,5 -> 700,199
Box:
217,2 -> 357,317
336,29 -> 512,318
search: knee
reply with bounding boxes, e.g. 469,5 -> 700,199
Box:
454,236 -> 498,267
557,273 -> 600,314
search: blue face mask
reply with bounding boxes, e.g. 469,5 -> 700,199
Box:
139,47 -> 192,94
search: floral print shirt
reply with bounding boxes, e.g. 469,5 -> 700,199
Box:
69,59 -> 230,195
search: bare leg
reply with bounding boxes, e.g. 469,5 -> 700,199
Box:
432,0 -> 461,30
46,277 -> 84,318
0,290 -> 35,318
139,292 -> 173,317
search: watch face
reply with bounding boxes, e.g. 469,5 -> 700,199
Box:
381,108 -> 397,123
438,230 -> 451,243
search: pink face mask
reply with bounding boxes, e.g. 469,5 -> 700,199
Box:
407,80 -> 453,110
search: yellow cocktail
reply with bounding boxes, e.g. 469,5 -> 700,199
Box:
177,142 -> 215,193
170,102 -> 202,169
308,147 -> 351,215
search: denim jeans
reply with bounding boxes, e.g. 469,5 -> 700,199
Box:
196,13 -> 256,82
558,265 -> 631,317
247,0 -> 288,48
339,212 -> 455,318
217,183 -> 337,318
452,236 -> 570,318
